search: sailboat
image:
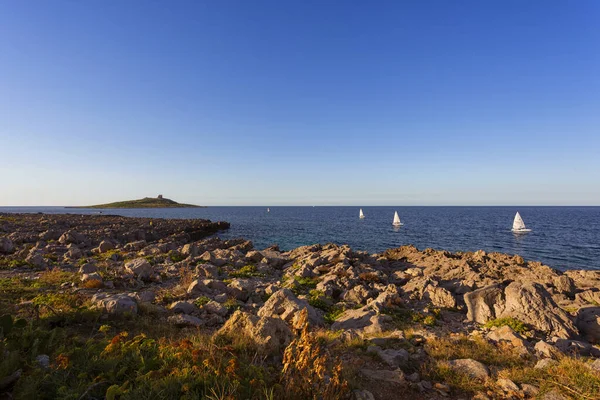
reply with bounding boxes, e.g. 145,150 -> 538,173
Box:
359,208 -> 365,219
392,211 -> 403,226
267,208 -> 270,213
511,211 -> 531,233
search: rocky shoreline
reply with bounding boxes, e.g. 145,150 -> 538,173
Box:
1,213 -> 599,399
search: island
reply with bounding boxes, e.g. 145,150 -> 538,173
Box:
70,195 -> 204,209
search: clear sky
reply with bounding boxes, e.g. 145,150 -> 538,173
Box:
1,1 -> 598,206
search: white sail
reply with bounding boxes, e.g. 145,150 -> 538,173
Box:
267,208 -> 270,212
359,209 -> 365,219
511,212 -> 530,232
392,211 -> 402,226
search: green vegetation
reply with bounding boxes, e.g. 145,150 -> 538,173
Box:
229,265 -> 265,279
168,251 -> 186,263
194,296 -> 211,307
73,196 -> 203,209
484,317 -> 529,334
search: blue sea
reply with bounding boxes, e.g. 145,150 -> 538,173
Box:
1,206 -> 599,271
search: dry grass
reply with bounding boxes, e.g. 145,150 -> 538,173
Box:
281,309 -> 349,400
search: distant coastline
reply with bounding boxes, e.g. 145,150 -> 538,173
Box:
67,196 -> 204,209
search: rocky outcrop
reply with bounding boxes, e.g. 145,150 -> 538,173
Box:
465,282 -> 577,338
258,289 -> 323,326
217,310 -> 292,353
92,293 -> 138,315
576,307 -> 600,344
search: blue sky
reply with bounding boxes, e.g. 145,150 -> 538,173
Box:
1,1 -> 598,206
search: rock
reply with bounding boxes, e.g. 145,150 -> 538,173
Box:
181,243 -> 199,258
342,286 -> 372,304
534,340 -> 559,358
187,280 -> 209,295
576,307 -> 600,344
124,240 -> 146,251
169,301 -> 198,315
65,245 -> 82,259
554,338 -> 600,356
168,314 -> 203,328
554,275 -> 575,297
521,384 -> 539,397
35,354 -> 50,369
424,285 -> 457,309
406,372 -> 420,382
352,389 -> 375,400
589,358 -> 600,372
135,291 -> 156,303
257,289 -> 323,326
92,293 -> 138,315
331,306 -> 388,334
541,390 -> 567,400
78,263 -> 97,274
465,282 -> 578,339
58,230 -> 87,245
217,310 -> 292,353
203,301 -> 228,317
214,293 -> 228,303
497,378 -> 519,392
359,369 -> 406,385
367,345 -> 409,368
227,279 -> 254,301
97,240 -> 115,253
81,272 -> 103,285
487,325 -> 528,349
125,258 -> 153,280
0,237 -> 15,254
534,358 -> 558,369
25,253 -> 47,268
465,284 -> 504,323
447,359 -> 489,380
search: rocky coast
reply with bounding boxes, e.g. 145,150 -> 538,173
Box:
1,213 -> 599,399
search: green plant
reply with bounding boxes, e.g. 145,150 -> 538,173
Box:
168,251 -> 186,263
194,296 -> 211,307
484,317 -> 529,334
0,314 -> 27,337
229,265 -> 265,279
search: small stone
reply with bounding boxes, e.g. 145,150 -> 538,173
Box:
352,390 -> 375,400
521,384 -> 540,397
35,354 -> 50,369
497,378 -> 519,392
535,358 -> 558,369
168,314 -> 203,327
169,301 -> 198,315
447,358 -> 489,380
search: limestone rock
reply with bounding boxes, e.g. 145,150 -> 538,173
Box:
464,284 -> 504,324
169,301 -> 198,315
497,378 -> 519,392
534,358 -> 558,369
217,310 -> 292,353
187,280 -> 209,295
203,301 -> 228,317
447,359 -> 489,380
576,307 -> 600,344
424,285 -> 457,308
58,230 -> 87,245
257,289 -> 323,326
78,263 -> 97,274
366,345 -> 409,368
81,272 -> 103,285
352,390 -> 375,400
487,325 -> 528,349
168,314 -> 203,327
92,293 -> 138,315
359,368 -> 406,385
534,341 -> 559,358
330,306 -> 388,334
97,240 -> 115,253
521,384 -> 539,397
0,237 -> 15,254
125,258 -> 153,280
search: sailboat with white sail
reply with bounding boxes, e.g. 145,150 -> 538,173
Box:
392,211 -> 403,226
511,211 -> 531,233
359,209 -> 365,219
267,208 -> 270,213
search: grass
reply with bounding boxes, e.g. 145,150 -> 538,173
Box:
484,317 -> 529,334
229,265 -> 265,279
194,296 -> 211,307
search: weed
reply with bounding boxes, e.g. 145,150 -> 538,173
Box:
484,317 -> 529,334
229,265 -> 265,279
194,296 -> 211,307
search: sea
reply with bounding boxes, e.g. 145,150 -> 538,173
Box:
1,206 -> 599,271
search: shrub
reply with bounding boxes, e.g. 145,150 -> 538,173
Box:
168,251 -> 185,263
194,296 -> 210,307
358,272 -> 380,283
229,265 -> 265,279
281,309 -> 349,399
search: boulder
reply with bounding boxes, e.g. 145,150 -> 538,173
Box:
227,279 -> 254,301
168,314 -> 203,328
554,275 -> 575,297
217,310 -> 292,353
366,345 -> 409,368
486,325 -> 528,349
181,243 -> 199,258
169,301 -> 198,315
0,237 -> 15,254
258,289 -> 323,326
187,280 -> 209,295
97,240 -> 115,253
81,272 -> 103,285
79,263 -> 98,274
465,282 -> 578,339
330,306 -> 388,334
25,253 -> 47,269
92,293 -> 138,315
447,359 -> 489,380
534,358 -> 558,369
359,369 -> 406,385
125,258 -> 153,280
534,341 -> 559,358
424,285 -> 457,309
576,307 -> 600,344
203,301 -> 228,317
58,230 -> 87,245
496,378 -> 519,393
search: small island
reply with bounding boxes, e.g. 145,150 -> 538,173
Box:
71,195 -> 204,209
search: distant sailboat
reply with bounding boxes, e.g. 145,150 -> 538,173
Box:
511,212 -> 531,233
392,211 -> 403,226
359,208 -> 365,219
267,208 -> 270,213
